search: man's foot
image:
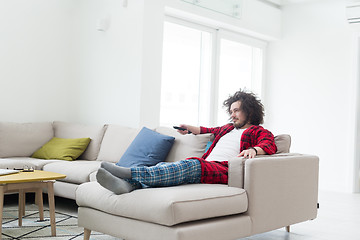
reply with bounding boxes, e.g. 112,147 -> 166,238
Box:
96,168 -> 135,194
101,162 -> 131,179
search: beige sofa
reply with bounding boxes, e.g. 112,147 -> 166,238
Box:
75,126 -> 319,240
0,121 -> 319,240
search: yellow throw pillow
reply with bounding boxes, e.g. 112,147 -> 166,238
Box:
32,137 -> 91,161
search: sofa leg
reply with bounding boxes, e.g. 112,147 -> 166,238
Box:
83,228 -> 91,240
285,225 -> 290,232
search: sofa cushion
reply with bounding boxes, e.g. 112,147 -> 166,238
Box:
0,122 -> 53,158
275,134 -> 291,153
0,157 -> 61,170
53,121 -> 107,161
32,137 -> 91,161
117,127 -> 175,167
43,160 -> 101,184
155,127 -> 213,162
76,182 -> 248,226
96,125 -> 140,163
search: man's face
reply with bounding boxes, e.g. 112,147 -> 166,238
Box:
230,101 -> 248,129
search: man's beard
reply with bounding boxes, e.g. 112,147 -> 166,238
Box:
233,119 -> 247,129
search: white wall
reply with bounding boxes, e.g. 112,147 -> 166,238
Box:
71,0 -> 145,127
0,0 -> 158,128
266,0 -> 357,192
0,0 -> 77,122
72,0 -> 168,128
139,1 -> 166,128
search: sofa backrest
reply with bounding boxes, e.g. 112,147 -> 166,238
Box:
97,126 -> 288,164
96,124 -> 140,163
274,134 -> 291,154
97,125 -> 213,164
53,121 -> 107,161
0,120 -> 290,162
0,122 -> 53,158
155,127 -> 213,162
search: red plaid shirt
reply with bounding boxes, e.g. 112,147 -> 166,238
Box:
189,124 -> 277,184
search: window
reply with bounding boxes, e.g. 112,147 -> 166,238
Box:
160,20 -> 213,127
160,17 -> 266,127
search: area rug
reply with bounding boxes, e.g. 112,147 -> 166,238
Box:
2,204 -> 119,240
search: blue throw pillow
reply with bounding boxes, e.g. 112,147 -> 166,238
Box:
116,127 -> 175,168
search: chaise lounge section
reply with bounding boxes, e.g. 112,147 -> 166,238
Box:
76,126 -> 319,240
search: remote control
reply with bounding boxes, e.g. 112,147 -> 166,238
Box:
173,126 -> 192,134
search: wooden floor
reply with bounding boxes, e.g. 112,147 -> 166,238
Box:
53,191 -> 360,240
244,191 -> 360,240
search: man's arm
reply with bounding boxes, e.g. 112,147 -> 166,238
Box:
238,126 -> 277,159
178,124 -> 201,135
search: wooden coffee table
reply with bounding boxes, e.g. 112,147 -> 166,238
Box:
0,170 -> 66,239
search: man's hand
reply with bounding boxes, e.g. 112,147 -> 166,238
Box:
177,125 -> 190,135
177,124 -> 201,135
238,149 -> 257,158
238,147 -> 264,158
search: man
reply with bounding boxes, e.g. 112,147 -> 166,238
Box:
96,89 -> 277,194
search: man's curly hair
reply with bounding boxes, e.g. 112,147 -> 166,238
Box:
223,89 -> 264,125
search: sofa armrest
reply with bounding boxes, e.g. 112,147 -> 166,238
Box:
227,154 -> 301,188
228,157 -> 246,188
243,153 -> 319,235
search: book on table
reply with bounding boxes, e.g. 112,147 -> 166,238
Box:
0,169 -> 20,176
